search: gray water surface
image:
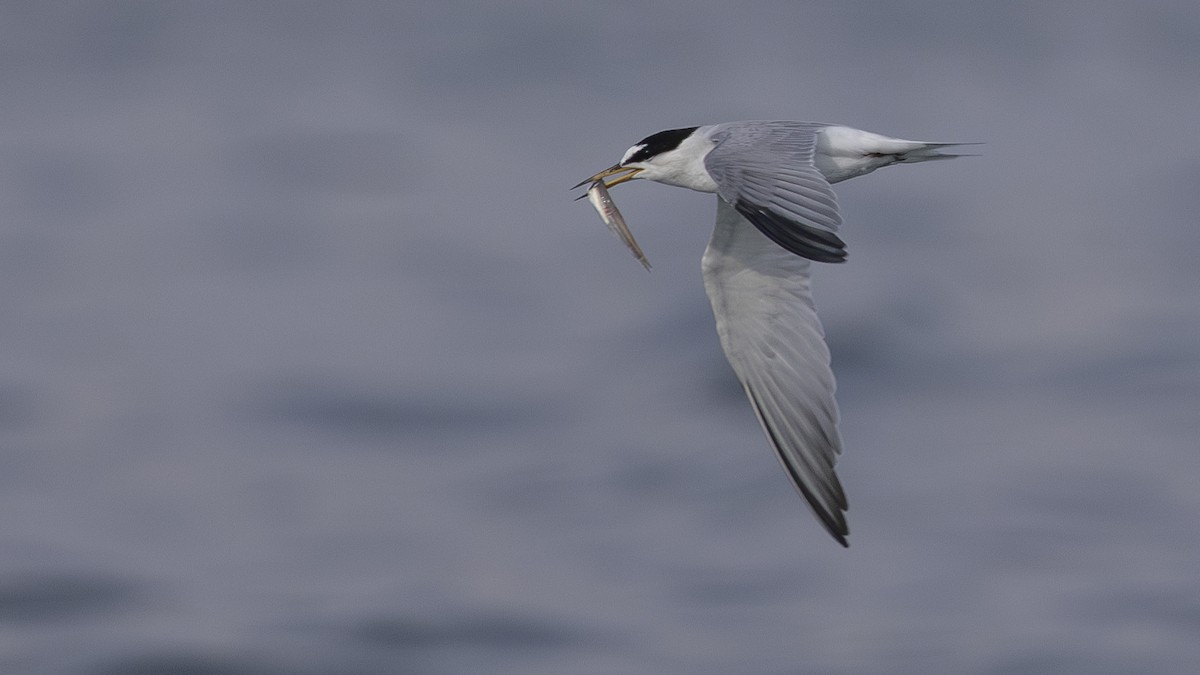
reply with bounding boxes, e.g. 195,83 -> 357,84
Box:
2,3 -> 1199,674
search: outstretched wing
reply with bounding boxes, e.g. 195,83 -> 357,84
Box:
704,122 -> 847,263
702,197 -> 849,546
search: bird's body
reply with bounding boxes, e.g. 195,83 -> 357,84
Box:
575,121 -> 968,547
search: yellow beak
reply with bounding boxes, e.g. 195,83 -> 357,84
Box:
571,164 -> 644,191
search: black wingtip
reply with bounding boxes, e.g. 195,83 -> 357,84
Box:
743,385 -> 850,548
735,204 -> 848,263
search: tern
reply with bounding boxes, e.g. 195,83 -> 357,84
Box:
574,121 -> 970,547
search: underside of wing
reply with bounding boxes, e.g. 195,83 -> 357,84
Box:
702,197 -> 849,546
704,122 -> 847,263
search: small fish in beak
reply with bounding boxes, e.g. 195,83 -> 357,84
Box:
584,179 -> 650,271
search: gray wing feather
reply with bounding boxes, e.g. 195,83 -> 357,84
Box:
702,197 -> 849,546
704,122 -> 848,263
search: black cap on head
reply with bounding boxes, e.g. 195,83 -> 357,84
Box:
624,127 -> 699,164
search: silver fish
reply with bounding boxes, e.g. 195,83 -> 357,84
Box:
586,180 -> 651,270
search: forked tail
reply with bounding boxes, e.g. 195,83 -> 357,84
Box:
895,141 -> 982,164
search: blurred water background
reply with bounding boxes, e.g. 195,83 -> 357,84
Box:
2,2 -> 1199,673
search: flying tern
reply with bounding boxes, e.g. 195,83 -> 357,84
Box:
574,121 -> 970,546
